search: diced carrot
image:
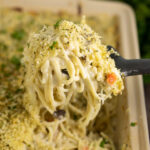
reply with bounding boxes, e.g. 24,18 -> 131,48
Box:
83,146 -> 88,150
106,72 -> 117,85
29,11 -> 38,16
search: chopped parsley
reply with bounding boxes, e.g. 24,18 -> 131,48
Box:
0,42 -> 8,51
7,106 -> 12,110
6,92 -> 11,99
50,41 -> 57,50
17,47 -> 24,52
54,20 -> 62,29
11,56 -> 21,69
0,121 -> 3,128
27,42 -> 30,48
11,29 -> 26,41
0,29 -> 6,34
73,114 -> 79,120
15,88 -> 23,93
12,106 -> 17,109
130,122 -> 137,127
100,138 -> 109,148
29,19 -> 35,25
1,64 -> 6,71
8,105 -> 17,110
4,72 -> 11,77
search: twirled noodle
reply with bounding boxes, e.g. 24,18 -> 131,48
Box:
23,19 -> 124,149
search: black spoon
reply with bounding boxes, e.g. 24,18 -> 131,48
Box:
107,45 -> 150,76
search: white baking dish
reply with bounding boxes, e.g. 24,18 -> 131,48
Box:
0,0 -> 149,149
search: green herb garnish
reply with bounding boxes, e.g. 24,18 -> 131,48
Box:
17,47 -> 24,52
11,56 -> 21,69
11,29 -> 26,41
15,88 -> 23,93
8,105 -> 17,110
54,20 -> 62,29
50,41 -> 57,50
100,139 -> 106,148
0,29 -> 6,34
73,114 -> 79,120
1,64 -> 6,71
4,72 -> 11,77
7,106 -> 11,110
29,19 -> 35,25
130,122 -> 137,127
12,106 -> 17,109
0,121 -> 3,128
6,92 -> 11,99
27,43 -> 30,48
0,42 -> 8,51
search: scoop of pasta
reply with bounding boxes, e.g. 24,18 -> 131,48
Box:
23,20 -> 124,149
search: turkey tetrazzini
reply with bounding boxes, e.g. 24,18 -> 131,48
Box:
22,19 -> 124,150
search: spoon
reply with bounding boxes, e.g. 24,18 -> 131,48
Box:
107,45 -> 150,76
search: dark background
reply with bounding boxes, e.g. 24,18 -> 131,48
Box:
115,0 -> 150,137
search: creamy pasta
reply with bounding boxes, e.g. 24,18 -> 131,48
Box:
23,19 -> 124,150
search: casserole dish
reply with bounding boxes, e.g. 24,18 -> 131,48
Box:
0,0 -> 149,149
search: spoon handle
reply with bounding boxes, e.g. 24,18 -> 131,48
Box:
115,57 -> 150,76
107,45 -> 150,76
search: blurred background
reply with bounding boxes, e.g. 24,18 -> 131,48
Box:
113,0 -> 150,136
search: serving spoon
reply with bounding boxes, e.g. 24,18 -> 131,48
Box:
107,45 -> 150,76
